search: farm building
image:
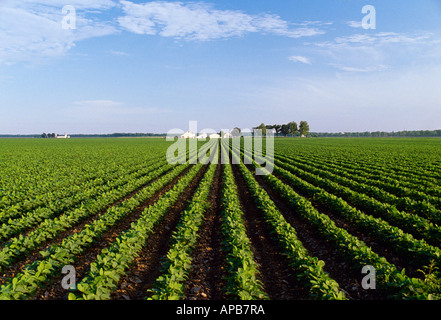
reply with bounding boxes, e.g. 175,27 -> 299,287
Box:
181,131 -> 196,139
56,134 -> 70,139
223,132 -> 233,139
209,133 -> 220,139
197,133 -> 208,139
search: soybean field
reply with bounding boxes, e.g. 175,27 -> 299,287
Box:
0,137 -> 440,300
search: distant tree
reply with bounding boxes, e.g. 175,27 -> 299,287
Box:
264,125 -> 278,136
231,127 -> 241,137
281,124 -> 290,136
288,121 -> 298,137
272,124 -> 282,136
299,121 -> 310,137
255,123 -> 267,136
41,133 -> 47,138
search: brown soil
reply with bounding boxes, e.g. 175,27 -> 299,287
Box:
231,163 -> 309,300
274,157 -> 426,278
252,170 -> 388,300
183,162 -> 227,300
110,164 -> 209,300
273,170 -> 422,279
34,165 -> 196,300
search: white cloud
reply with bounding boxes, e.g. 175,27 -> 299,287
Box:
321,32 -> 433,48
289,55 -> 312,65
242,65 -> 441,132
329,63 -> 389,73
306,31 -> 441,73
346,20 -> 363,29
0,0 -> 117,64
118,0 -> 325,41
19,0 -> 117,10
0,0 -> 326,64
109,50 -> 129,56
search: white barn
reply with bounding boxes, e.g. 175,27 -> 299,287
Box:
181,131 -> 196,139
56,134 -> 70,139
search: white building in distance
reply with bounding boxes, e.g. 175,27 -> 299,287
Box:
56,134 -> 70,139
181,131 -> 196,139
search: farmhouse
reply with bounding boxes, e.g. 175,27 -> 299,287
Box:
223,132 -> 233,139
209,133 -> 220,139
181,131 -> 196,139
56,134 -> 70,139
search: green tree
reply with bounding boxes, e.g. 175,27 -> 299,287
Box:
299,121 -> 310,137
288,122 -> 298,137
272,124 -> 282,136
281,124 -> 290,136
255,123 -> 267,136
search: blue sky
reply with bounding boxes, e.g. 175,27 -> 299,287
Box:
1,0 -> 441,134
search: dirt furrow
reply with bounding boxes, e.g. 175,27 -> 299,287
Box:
0,165 -> 186,291
272,168 -> 422,279
111,164 -> 210,300
231,163 -> 308,300
183,162 -> 227,300
34,164 -> 197,300
252,170 -> 387,300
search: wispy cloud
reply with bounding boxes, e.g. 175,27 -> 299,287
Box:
289,55 -> 312,65
117,0 -> 325,41
329,63 -> 389,73
307,31 -> 440,73
346,20 -> 363,29
333,32 -> 432,46
0,1 -> 117,64
108,49 -> 129,56
0,0 -> 327,64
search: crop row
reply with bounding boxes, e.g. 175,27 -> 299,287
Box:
70,164 -> 204,300
148,162 -> 217,300
277,150 -> 441,203
0,156 -> 177,271
230,145 -> 347,300
276,140 -> 441,182
0,159 -> 193,299
275,153 -> 441,225
0,144 -> 154,210
239,143 -> 438,299
0,156 -> 159,224
218,159 -> 267,300
272,159 -> 441,272
273,156 -> 441,249
0,157 -> 165,243
69,140 -> 218,300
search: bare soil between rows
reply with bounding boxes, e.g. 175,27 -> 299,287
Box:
183,162 -> 227,300
35,164 -> 198,300
251,166 -> 388,300
231,163 -> 309,300
111,164 -> 209,300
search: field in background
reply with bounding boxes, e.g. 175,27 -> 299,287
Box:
0,137 -> 440,300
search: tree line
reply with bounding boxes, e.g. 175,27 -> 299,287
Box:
40,132 -> 165,138
254,121 -> 310,137
310,130 -> 441,138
